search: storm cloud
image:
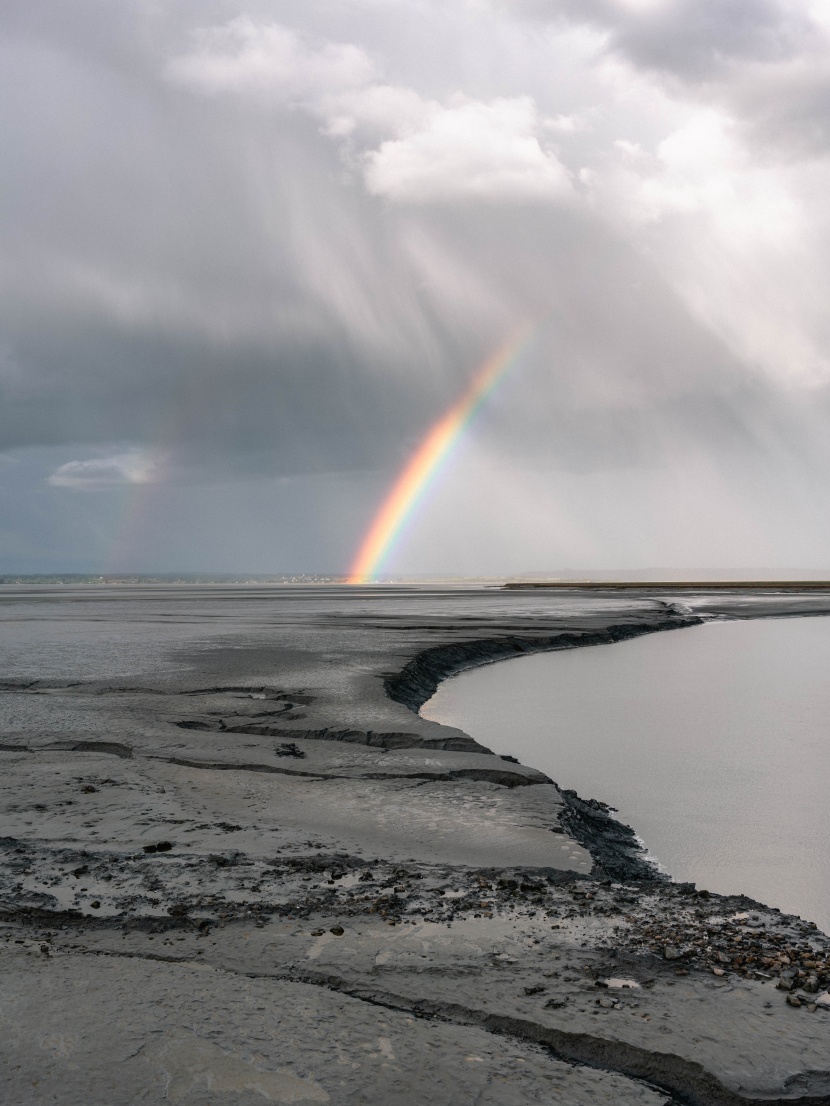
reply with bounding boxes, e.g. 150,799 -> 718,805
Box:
3,0 -> 830,574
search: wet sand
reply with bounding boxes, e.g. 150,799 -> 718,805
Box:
1,583 -> 830,1105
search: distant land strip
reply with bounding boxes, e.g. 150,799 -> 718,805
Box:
503,580 -> 830,589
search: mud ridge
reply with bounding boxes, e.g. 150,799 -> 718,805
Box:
177,721 -> 479,752
44,740 -> 134,758
262,969 -> 830,1106
153,754 -> 542,788
75,945 -> 830,1106
558,789 -> 665,883
80,945 -> 680,1104
385,617 -> 702,715
150,755 -> 329,779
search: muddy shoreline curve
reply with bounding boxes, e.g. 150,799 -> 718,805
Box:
385,615 -> 702,882
384,615 -> 703,714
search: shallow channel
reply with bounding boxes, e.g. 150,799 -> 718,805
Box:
422,615 -> 830,933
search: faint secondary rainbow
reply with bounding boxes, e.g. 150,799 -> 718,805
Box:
347,324 -> 532,585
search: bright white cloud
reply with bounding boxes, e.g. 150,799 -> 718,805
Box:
320,83 -> 432,138
583,106 -> 830,384
169,22 -> 571,205
364,96 -> 573,202
48,451 -> 164,491
592,110 -> 746,223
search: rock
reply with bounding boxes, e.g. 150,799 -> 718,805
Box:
311,929 -> 324,937
777,977 -> 793,991
786,993 -> 802,1008
663,945 -> 685,961
803,975 -> 819,993
712,967 -> 725,977
89,901 -> 100,909
524,985 -> 546,995
275,743 -> 305,758
329,926 -> 344,936
815,992 -> 830,1009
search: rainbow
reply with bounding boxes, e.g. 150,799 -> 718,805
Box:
347,325 -> 531,584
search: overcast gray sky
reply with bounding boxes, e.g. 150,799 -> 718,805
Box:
3,0 -> 830,575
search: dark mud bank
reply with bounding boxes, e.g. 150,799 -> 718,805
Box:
557,788 -> 663,883
386,616 -> 702,883
385,616 -> 702,714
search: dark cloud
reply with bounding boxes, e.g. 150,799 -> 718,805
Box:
521,0 -> 815,80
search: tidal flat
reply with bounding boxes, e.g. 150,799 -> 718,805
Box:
1,583 -> 830,1106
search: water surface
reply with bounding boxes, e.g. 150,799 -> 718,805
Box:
423,616 -> 830,932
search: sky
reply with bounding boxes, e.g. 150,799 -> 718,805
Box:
4,0 -> 830,576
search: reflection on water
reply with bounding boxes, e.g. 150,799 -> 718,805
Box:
423,616 -> 830,933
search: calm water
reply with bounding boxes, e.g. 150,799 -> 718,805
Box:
423,616 -> 830,932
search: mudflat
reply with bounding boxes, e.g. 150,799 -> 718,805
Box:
1,583 -> 830,1106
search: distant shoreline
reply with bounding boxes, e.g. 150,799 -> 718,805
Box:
504,579 -> 830,590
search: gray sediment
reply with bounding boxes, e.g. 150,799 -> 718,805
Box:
2,584 -> 830,1105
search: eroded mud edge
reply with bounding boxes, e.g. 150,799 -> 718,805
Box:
385,615 -> 703,883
